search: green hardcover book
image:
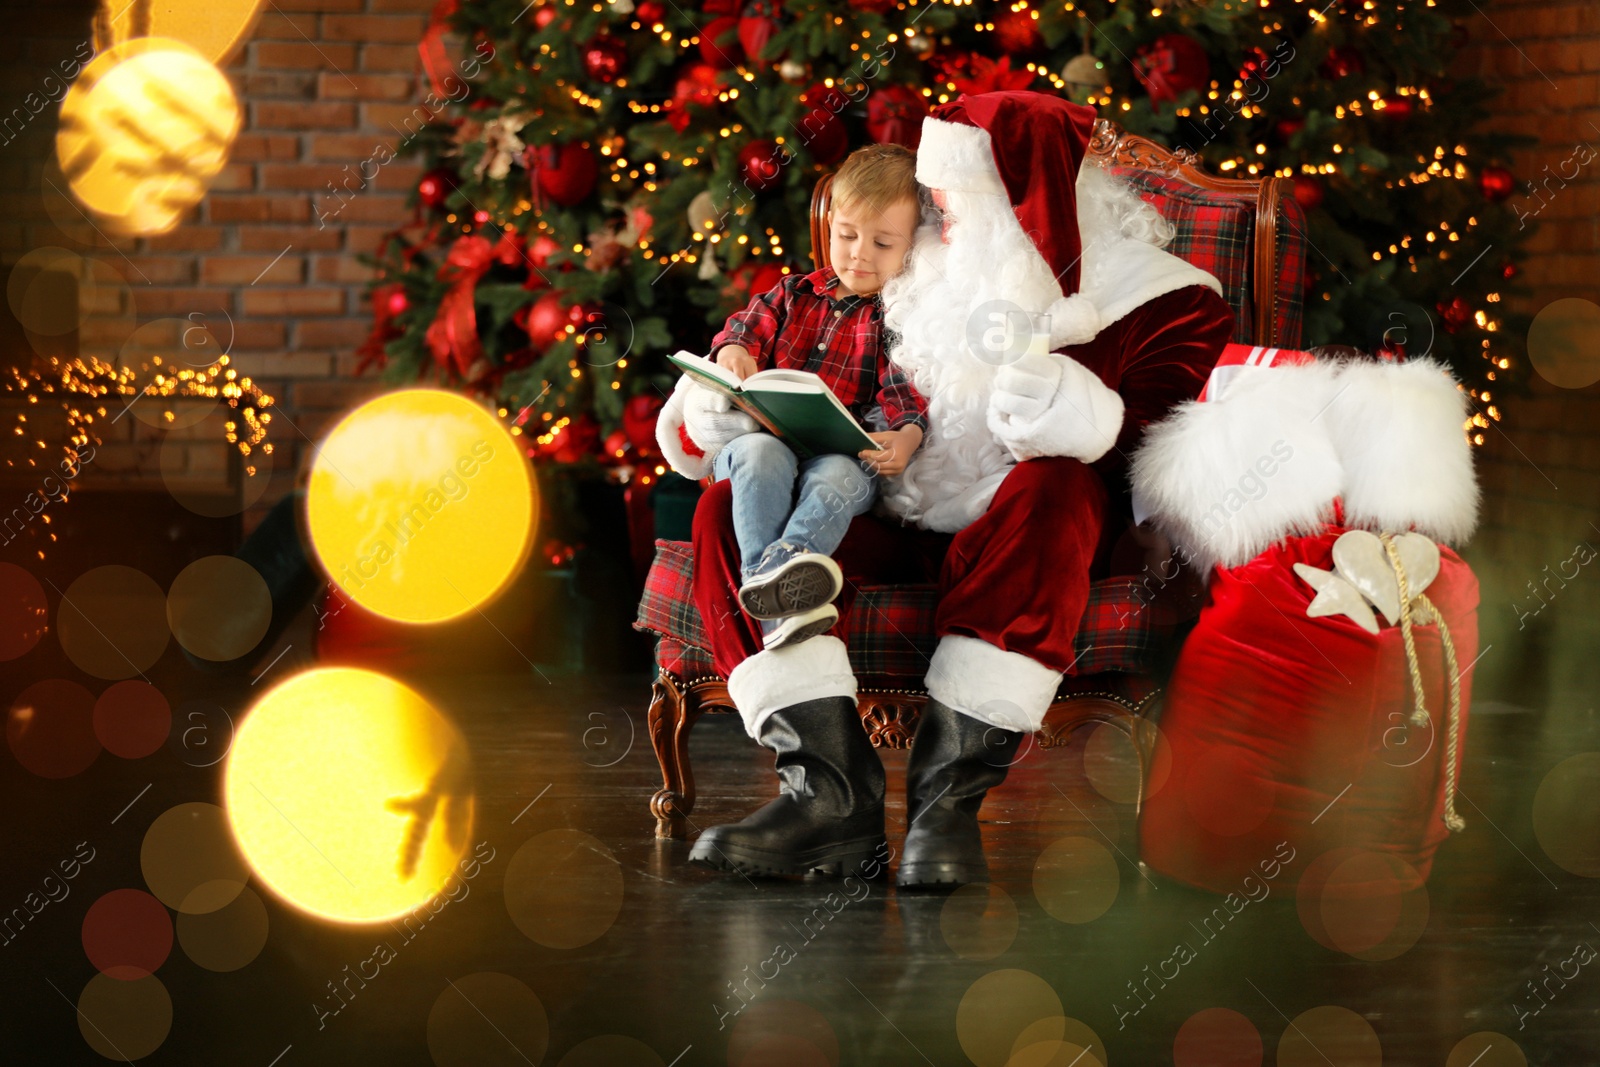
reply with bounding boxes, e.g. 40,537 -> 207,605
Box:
667,350 -> 881,459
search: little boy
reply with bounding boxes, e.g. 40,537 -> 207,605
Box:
658,143 -> 928,650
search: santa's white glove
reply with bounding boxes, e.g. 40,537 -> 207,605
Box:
986,351 -> 1124,464
987,351 -> 1065,425
681,382 -> 758,453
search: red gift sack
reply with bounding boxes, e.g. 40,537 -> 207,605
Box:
1138,526 -> 1478,894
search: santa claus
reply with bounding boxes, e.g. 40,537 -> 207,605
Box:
658,90 -> 1235,887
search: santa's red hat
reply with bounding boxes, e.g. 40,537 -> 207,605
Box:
916,91 -> 1099,299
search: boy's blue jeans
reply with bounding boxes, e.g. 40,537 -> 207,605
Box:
712,432 -> 877,580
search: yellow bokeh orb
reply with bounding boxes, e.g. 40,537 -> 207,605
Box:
56,38 -> 241,237
306,389 -> 536,624
223,668 -> 475,924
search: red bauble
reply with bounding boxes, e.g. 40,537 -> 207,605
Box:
739,15 -> 782,64
993,7 -> 1042,55
673,62 -> 721,109
1436,296 -> 1473,334
525,291 -> 573,351
530,141 -> 597,207
1321,45 -> 1365,79
1292,174 -> 1324,211
583,34 -> 627,83
723,262 -> 787,303
1240,45 -> 1270,81
1134,33 -> 1210,106
622,392 -> 666,454
533,5 -> 571,32
793,102 -> 847,166
847,0 -> 896,10
699,16 -> 741,69
540,413 -> 601,465
867,83 -> 929,148
1479,165 -> 1515,202
1380,94 -> 1414,120
417,167 -> 458,211
384,288 -> 410,316
737,139 -> 784,192
602,428 -> 631,463
1275,117 -> 1305,142
1501,260 -> 1517,280
799,81 -> 848,114
636,1 -> 665,23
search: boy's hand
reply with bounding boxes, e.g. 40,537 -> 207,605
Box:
715,344 -> 760,381
859,425 -> 923,477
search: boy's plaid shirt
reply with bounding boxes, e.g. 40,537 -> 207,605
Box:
709,265 -> 928,433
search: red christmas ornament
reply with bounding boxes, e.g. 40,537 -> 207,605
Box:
723,262 -> 787,303
739,12 -> 783,65
993,7 -> 1042,55
384,288 -> 409,316
703,0 -> 739,13
794,87 -> 847,165
525,291 -> 573,351
1275,116 -> 1305,142
1134,33 -> 1210,106
1321,45 -> 1365,80
1379,94 -> 1413,120
1292,174 -> 1324,211
1479,165 -> 1515,202
636,1 -> 665,23
737,138 -> 784,192
602,428 -> 631,462
673,62 -> 721,109
699,16 -> 741,69
1240,45 -> 1270,80
583,34 -> 627,83
1436,296 -> 1473,334
848,0 -> 896,11
867,84 -> 929,148
417,167 -> 458,211
533,5 -> 571,32
530,141 -> 597,207
1501,260 -> 1517,280
622,392 -> 665,454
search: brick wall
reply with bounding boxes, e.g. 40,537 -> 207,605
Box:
1455,1 -> 1600,702
1,0 -> 440,529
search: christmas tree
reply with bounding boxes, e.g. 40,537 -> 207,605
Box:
362,0 -> 1531,473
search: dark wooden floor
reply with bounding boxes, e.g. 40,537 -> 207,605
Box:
3,665 -> 1597,1067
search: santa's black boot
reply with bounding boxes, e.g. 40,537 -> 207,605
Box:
688,696 -> 887,878
897,698 -> 1024,889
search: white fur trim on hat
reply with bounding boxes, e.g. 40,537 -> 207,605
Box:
924,634 -> 1062,733
726,635 -> 857,739
1129,360 -> 1345,574
916,117 -> 1008,197
1321,358 -> 1479,546
655,374 -> 715,481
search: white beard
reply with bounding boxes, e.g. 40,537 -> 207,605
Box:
875,164 -> 1215,532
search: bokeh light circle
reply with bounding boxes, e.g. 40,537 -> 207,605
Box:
1183,746 -> 1275,837
1532,753 -> 1600,877
57,565 -> 170,680
1446,1032 -> 1526,1067
166,555 -> 272,662
557,1036 -> 667,1067
141,802 -> 250,915
1316,851 -> 1430,961
1527,297 -> 1600,389
0,563 -> 49,660
956,969 -> 1064,1067
6,247 -> 92,336
225,668 -> 475,923
1008,1018 -> 1104,1067
7,679 -> 100,778
57,38 -> 241,236
76,973 -> 172,1060
306,389 -> 537,624
176,884 -> 269,972
93,681 -> 171,759
728,1000 -> 839,1067
1006,1040 -> 1104,1067
1084,720 -> 1172,804
941,883 -> 1019,960
504,829 -> 624,949
1275,1006 -> 1380,1067
1173,1007 -> 1262,1067
82,889 -> 173,980
1033,836 -> 1119,924
168,698 -> 235,768
99,0 -> 267,66
426,972 -> 549,1067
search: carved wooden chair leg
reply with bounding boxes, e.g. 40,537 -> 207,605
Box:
647,670 -> 695,839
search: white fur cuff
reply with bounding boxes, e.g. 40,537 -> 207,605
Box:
990,355 -> 1125,465
924,634 -> 1062,733
726,635 -> 858,739
655,375 -> 716,481
1047,293 -> 1101,348
915,117 -> 1007,197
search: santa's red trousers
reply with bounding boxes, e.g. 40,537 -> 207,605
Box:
692,455 -> 1110,681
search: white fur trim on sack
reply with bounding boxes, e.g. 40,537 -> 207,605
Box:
1129,360 -> 1345,574
924,634 -> 1063,733
726,635 -> 858,739
1321,358 -> 1480,546
915,117 -> 1008,197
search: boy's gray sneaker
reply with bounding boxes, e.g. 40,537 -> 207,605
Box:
738,541 -> 844,619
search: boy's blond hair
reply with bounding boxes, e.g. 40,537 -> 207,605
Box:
830,143 -> 920,222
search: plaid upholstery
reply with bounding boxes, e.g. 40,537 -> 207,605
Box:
1108,167 -> 1305,349
634,539 -> 1162,687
